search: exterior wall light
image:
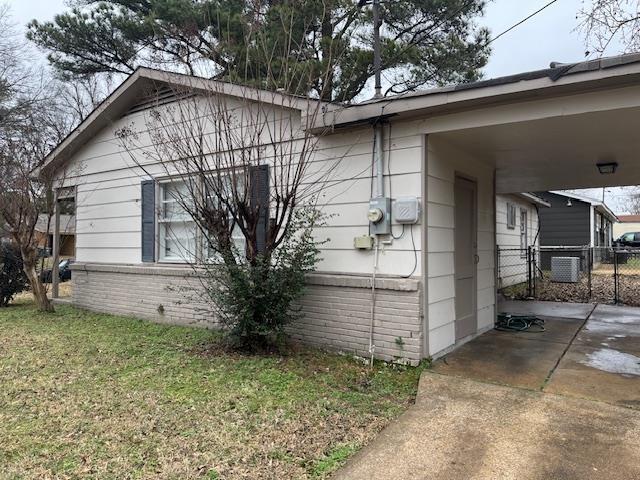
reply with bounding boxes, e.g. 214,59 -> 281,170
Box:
597,162 -> 618,174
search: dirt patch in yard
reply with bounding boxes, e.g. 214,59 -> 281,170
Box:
0,303 -> 422,479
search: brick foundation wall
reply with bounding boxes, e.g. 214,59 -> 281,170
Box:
71,264 -> 424,363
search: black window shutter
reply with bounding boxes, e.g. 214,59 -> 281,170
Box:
141,180 -> 156,262
250,165 -> 270,254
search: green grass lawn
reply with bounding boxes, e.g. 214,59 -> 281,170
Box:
0,301 -> 423,479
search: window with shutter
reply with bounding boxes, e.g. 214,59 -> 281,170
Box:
153,171 -> 258,264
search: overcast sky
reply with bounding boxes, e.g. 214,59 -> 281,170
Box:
4,0 -> 635,213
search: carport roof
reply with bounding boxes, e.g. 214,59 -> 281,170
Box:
361,53 -> 640,103
314,52 -> 640,130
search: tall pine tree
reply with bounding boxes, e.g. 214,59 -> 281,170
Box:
28,0 -> 490,102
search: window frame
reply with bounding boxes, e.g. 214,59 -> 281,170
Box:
157,178 -> 198,263
156,173 -> 249,265
519,208 -> 528,258
506,203 -> 517,230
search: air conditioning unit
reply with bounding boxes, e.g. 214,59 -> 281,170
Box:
551,257 -> 580,283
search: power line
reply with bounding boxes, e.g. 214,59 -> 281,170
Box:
487,0 -> 560,47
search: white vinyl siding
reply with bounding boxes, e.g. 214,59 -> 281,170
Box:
60,97 -> 423,276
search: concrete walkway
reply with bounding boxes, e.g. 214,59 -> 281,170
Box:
334,302 -> 640,479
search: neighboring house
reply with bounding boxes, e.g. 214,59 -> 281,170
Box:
34,215 -> 76,258
496,193 -> 550,288
613,214 -> 640,239
536,191 -> 618,267
35,53 -> 640,364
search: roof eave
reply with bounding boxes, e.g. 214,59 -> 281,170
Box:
309,62 -> 640,132
517,192 -> 551,208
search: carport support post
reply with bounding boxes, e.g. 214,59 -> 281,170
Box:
532,248 -> 537,298
614,250 -> 619,304
587,248 -> 592,301
526,246 -> 532,297
51,190 -> 60,299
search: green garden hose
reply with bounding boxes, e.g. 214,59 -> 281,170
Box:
495,314 -> 545,332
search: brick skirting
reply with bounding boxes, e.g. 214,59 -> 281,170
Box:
71,263 -> 423,363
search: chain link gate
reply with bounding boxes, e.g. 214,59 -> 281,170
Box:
497,246 -> 640,306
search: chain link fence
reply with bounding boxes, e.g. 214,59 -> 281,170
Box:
497,245 -> 640,306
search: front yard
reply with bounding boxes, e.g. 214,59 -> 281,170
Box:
0,301 -> 423,479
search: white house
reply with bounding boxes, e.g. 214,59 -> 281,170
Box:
38,53 -> 640,363
496,193 -> 549,288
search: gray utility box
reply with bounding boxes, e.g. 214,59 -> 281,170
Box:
551,257 -> 580,283
368,197 -> 392,235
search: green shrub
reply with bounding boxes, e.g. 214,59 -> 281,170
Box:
0,242 -> 28,306
202,207 -> 326,350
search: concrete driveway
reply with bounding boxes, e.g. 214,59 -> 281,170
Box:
334,302 -> 640,480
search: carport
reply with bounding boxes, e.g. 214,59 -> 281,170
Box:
424,54 -> 640,355
318,52 -> 640,359
422,56 -> 640,400
330,55 -> 640,480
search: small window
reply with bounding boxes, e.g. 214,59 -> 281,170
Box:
506,203 -> 517,229
623,233 -> 635,242
634,233 -> 640,242
520,209 -> 528,257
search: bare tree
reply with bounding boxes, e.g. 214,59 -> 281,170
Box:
55,74 -> 111,126
618,186 -> 640,214
112,4 -> 357,345
116,69 -> 349,346
578,0 -> 640,55
0,5 -> 70,311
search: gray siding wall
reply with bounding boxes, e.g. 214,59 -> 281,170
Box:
536,192 -> 591,246
71,264 -> 423,364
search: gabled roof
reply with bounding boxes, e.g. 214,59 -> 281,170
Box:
35,67 -> 325,177
550,191 -> 618,222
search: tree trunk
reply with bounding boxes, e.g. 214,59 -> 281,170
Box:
22,249 -> 54,312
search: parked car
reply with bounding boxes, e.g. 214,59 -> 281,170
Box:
40,258 -> 74,283
615,232 -> 640,248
